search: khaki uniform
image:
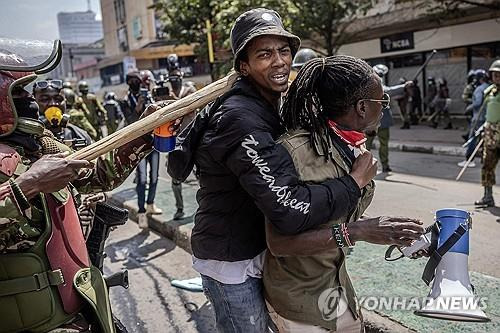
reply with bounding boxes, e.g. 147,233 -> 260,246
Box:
264,130 -> 375,331
81,93 -> 107,139
481,84 -> 500,187
0,131 -> 152,332
67,107 -> 97,140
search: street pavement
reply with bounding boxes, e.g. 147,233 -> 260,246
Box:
107,122 -> 500,332
104,220 -> 216,332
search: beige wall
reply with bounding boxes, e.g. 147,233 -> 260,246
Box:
338,18 -> 500,59
101,0 -> 119,57
100,0 -> 156,58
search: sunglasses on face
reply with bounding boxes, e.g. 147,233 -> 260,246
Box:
360,93 -> 391,109
33,79 -> 63,91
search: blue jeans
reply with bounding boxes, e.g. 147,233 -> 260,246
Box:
201,275 -> 269,333
136,150 -> 159,213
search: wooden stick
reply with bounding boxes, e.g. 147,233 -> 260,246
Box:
69,71 -> 239,161
456,138 -> 483,181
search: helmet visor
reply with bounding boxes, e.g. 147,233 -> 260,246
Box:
0,38 -> 61,73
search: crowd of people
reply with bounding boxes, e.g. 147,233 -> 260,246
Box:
0,6 -> 499,333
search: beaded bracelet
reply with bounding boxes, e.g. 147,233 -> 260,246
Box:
331,223 -> 355,248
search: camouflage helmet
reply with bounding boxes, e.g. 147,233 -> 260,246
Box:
292,48 -> 318,69
78,80 -> 89,94
489,59 -> 500,73
62,87 -> 76,107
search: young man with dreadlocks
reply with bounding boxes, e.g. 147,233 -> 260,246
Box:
168,9 -> 380,332
263,55 -> 425,332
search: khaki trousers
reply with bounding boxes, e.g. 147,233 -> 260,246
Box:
266,300 -> 363,333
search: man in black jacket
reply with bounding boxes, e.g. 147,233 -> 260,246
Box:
168,8 -> 376,332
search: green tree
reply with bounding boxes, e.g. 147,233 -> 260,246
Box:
152,0 -> 375,77
285,0 -> 373,56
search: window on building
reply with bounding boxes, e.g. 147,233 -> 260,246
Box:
114,0 -> 126,25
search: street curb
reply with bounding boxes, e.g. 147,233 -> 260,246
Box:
108,193 -> 416,333
373,141 -> 465,157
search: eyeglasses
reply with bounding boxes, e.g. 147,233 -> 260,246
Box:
33,79 -> 63,91
359,93 -> 391,109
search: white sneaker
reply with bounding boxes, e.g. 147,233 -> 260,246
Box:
457,160 -> 476,168
146,203 -> 163,215
137,213 -> 148,229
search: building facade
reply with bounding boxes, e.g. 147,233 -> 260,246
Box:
99,0 -> 203,87
337,0 -> 500,115
57,10 -> 103,45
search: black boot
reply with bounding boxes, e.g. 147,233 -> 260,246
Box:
444,122 -> 453,130
400,122 -> 410,129
475,186 -> 495,207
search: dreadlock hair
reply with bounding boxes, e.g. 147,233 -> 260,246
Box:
281,55 -> 378,160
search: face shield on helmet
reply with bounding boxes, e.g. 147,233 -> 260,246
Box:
0,38 -> 62,137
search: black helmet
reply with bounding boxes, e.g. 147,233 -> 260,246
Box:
467,69 -> 476,83
292,48 -> 318,69
105,91 -> 116,100
167,54 -> 179,71
474,69 -> 488,81
230,8 -> 300,72
373,64 -> 388,77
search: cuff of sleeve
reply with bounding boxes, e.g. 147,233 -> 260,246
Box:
340,175 -> 362,198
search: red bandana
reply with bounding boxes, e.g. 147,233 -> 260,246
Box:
328,120 -> 366,148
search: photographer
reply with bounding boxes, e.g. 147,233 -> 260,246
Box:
121,71 -> 162,228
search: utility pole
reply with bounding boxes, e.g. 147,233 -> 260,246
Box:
87,0 -> 91,11
69,48 -> 74,78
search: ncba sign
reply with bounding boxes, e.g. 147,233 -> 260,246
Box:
380,32 -> 414,53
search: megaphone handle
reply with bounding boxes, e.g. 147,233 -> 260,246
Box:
421,224 -> 468,285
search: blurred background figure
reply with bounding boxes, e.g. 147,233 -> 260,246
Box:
78,80 -> 108,138
458,69 -> 491,168
408,79 -> 422,125
121,71 -> 161,228
394,77 -> 411,129
425,76 -> 437,117
103,91 -> 125,134
431,78 -> 452,129
62,86 -> 97,140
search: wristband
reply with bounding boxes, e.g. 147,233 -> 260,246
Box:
331,224 -> 347,248
341,223 -> 355,247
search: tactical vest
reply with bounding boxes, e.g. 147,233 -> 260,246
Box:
263,130 -> 375,331
485,84 -> 500,123
0,144 -> 114,333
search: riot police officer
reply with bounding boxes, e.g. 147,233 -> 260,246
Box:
0,38 -> 154,332
78,80 -> 108,138
34,80 -> 94,149
475,59 -> 500,207
103,92 -> 125,134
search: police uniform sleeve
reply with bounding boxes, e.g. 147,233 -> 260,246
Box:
73,134 -> 153,193
212,109 -> 361,235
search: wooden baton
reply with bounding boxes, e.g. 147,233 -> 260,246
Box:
68,71 -> 239,161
